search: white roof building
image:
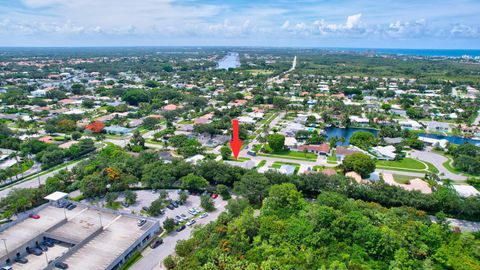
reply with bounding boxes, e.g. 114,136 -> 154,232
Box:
452,185 -> 480,197
371,145 -> 396,160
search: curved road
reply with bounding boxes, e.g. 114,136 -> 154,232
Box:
410,150 -> 466,181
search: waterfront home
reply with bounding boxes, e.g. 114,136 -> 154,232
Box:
398,119 -> 422,130
335,146 -> 360,161
371,145 -> 396,160
426,121 -> 451,133
418,137 -> 449,149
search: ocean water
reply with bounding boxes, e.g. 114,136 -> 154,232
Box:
331,47 -> 480,57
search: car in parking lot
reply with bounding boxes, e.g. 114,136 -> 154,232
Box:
166,204 -> 175,210
1,266 -> 12,270
121,201 -> 129,207
37,244 -> 48,252
188,208 -> 198,215
150,238 -> 163,249
211,193 -> 218,199
14,257 -> 28,264
55,261 -> 69,269
29,248 -> 43,256
200,213 -> 208,218
180,214 -> 187,219
137,219 -> 147,227
176,225 -> 186,232
66,203 -> 77,210
42,240 -> 54,247
186,219 -> 196,226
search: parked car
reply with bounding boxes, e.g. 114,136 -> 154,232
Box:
166,204 -> 175,210
247,150 -> 257,156
174,215 -> 183,222
1,266 -> 13,270
37,244 -> 48,252
186,219 -> 196,226
66,204 -> 77,210
29,214 -> 40,219
175,200 -> 182,205
55,261 -> 69,269
29,248 -> 43,256
200,213 -> 208,218
42,240 -> 54,247
171,201 -> 179,208
211,193 -> 218,199
188,208 -> 196,215
121,201 -> 129,207
176,225 -> 186,232
150,238 -> 164,249
137,219 -> 147,227
173,220 -> 179,226
14,257 -> 28,264
142,206 -> 149,211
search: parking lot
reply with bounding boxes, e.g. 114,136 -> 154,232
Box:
83,189 -> 215,227
12,242 -> 70,270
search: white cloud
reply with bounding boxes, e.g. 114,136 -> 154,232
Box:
345,13 -> 362,29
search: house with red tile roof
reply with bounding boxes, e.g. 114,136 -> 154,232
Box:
163,104 -> 178,111
297,143 -> 330,155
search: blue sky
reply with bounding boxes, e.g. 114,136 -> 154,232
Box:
0,0 -> 479,48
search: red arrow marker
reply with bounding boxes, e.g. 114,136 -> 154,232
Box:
229,119 -> 242,160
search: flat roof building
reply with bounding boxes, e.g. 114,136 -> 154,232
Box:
0,195 -> 160,270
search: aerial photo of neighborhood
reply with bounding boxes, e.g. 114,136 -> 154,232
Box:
0,1 -> 479,270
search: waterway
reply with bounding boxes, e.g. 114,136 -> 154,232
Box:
324,127 -> 480,146
324,127 -> 378,146
217,52 -> 240,69
417,133 -> 480,146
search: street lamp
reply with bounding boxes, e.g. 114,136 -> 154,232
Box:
98,213 -> 103,228
44,250 -> 49,265
2,239 -> 10,263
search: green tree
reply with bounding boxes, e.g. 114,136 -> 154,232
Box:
105,192 -> 118,206
200,195 -> 216,212
234,171 -> 270,205
263,183 -> 306,217
343,153 -> 376,178
349,131 -> 377,149
181,173 -> 208,191
179,190 -> 188,204
124,190 -> 137,204
220,145 -> 232,160
216,184 -> 230,200
267,133 -> 285,152
163,218 -> 175,232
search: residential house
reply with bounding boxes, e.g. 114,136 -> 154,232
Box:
335,146 -> 360,161
371,145 -> 396,160
426,121 -> 451,133
297,143 -> 330,155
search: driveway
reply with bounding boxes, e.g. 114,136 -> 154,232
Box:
130,192 -> 228,270
410,150 -> 466,181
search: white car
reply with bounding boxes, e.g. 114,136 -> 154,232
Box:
186,219 -> 196,226
200,213 -> 208,218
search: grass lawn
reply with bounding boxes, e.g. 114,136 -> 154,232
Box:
256,160 -> 267,168
178,120 -> 194,124
227,157 -> 251,162
106,201 -> 122,210
376,158 -> 426,170
258,153 -> 316,161
327,151 -> 337,164
393,174 -> 415,184
119,251 -> 143,270
259,150 -> 317,161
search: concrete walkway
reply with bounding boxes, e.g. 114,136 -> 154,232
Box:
410,150 -> 466,181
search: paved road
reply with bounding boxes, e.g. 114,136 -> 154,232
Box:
131,198 -> 228,270
0,160 -> 83,198
410,150 -> 466,181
